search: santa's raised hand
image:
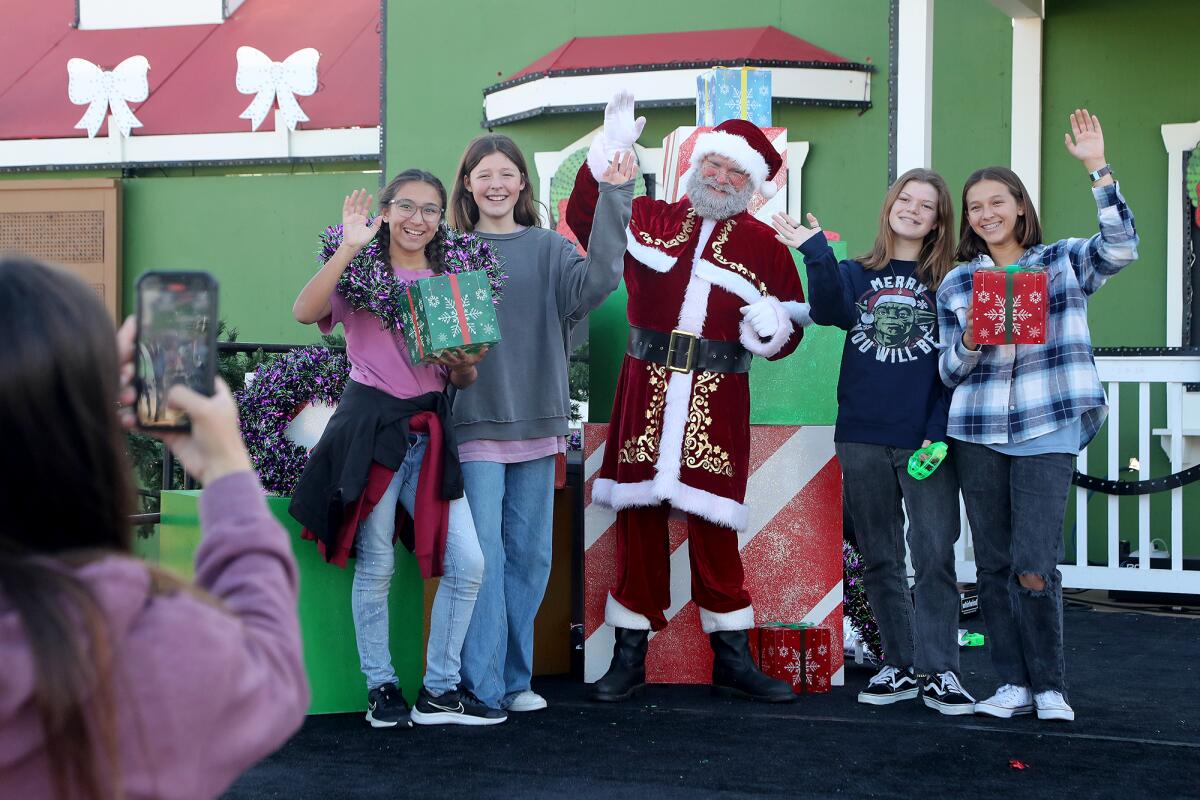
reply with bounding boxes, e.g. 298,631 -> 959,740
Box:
603,91 -> 646,150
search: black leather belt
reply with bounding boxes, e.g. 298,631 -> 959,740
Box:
626,326 -> 752,374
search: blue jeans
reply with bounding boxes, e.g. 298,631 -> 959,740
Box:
837,442 -> 963,675
352,435 -> 485,694
954,440 -> 1072,695
458,456 -> 555,708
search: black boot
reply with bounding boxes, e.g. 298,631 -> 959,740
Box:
710,630 -> 795,703
591,627 -> 648,702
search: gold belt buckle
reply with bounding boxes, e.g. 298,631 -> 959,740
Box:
666,329 -> 698,373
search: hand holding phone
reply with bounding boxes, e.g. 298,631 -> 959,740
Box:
135,272 -> 218,431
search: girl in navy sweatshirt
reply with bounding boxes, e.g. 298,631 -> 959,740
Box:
773,169 -> 972,714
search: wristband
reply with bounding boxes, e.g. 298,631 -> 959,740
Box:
1087,164 -> 1112,183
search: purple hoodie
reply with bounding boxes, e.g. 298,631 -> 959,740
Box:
0,470 -> 309,799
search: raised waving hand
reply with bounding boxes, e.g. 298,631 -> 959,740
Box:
342,189 -> 383,251
771,211 -> 823,250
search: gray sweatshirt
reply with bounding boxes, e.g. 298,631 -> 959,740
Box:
452,179 -> 633,442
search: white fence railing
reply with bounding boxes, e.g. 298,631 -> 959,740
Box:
954,354 -> 1200,594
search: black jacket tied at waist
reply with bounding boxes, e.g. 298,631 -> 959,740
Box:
288,380 -> 462,555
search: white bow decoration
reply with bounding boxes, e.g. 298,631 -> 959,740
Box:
235,46 -> 319,132
67,55 -> 150,139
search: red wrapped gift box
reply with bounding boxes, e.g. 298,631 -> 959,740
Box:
972,265 -> 1048,345
752,622 -> 833,694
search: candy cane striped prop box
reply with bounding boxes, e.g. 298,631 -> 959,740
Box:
583,423 -> 844,687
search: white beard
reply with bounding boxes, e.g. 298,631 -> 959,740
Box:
685,169 -> 756,220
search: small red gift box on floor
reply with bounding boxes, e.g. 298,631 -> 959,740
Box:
972,265 -> 1048,345
752,622 -> 833,694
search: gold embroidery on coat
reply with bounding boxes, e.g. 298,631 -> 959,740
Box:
618,363 -> 668,465
683,372 -> 734,477
636,208 -> 697,250
710,219 -> 768,295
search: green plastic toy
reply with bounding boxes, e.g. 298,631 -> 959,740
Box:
907,441 -> 948,480
958,631 -> 985,647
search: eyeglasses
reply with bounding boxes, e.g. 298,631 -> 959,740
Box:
389,200 -> 443,221
700,157 -> 750,187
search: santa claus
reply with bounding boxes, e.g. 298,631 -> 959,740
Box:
567,92 -> 811,703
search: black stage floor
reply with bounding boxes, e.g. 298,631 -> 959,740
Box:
222,603 -> 1198,799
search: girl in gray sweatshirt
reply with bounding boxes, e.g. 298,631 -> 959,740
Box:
448,131 -> 635,711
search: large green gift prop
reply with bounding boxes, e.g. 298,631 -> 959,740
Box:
153,490 -> 424,714
399,271 -> 501,365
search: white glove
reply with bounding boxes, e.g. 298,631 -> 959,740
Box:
603,90 -> 646,149
740,300 -> 779,339
588,91 -> 646,181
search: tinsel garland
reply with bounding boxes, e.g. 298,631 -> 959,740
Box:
842,540 -> 884,662
317,223 -> 507,331
236,346 -> 350,495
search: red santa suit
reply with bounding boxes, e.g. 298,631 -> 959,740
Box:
567,121 -> 806,633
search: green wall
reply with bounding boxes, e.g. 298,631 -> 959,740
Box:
120,168 -> 379,343
1038,0 -> 1200,561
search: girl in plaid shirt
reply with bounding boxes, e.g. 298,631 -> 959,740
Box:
937,109 -> 1139,722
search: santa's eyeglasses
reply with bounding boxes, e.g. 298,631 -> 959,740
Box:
699,157 -> 751,187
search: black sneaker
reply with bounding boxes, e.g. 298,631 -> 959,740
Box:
410,686 -> 507,726
365,682 -> 412,728
922,671 -> 976,716
857,665 -> 920,705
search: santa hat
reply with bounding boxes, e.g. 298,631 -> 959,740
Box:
689,118 -> 783,199
861,289 -> 917,325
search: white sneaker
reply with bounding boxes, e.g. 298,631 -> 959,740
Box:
974,684 -> 1034,718
1034,690 -> 1075,721
502,690 -> 548,712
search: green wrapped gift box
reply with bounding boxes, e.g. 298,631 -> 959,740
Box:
399,270 -> 501,365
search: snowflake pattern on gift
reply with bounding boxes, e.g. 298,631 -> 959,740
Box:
425,295 -> 442,310
475,287 -> 489,303
782,649 -> 806,689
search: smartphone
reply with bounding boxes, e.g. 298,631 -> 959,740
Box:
134,271 -> 218,431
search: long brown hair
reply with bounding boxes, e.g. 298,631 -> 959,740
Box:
373,168 -> 450,274
449,134 -> 541,231
858,168 -> 956,290
955,166 -> 1043,263
0,255 -> 131,799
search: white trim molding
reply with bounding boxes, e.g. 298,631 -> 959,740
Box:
0,111 -> 379,170
1010,16 -> 1043,212
485,66 -> 871,128
896,0 -> 934,173
78,0 -> 244,30
1160,120 -> 1200,347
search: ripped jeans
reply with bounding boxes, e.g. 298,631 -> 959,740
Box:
954,441 -> 1073,695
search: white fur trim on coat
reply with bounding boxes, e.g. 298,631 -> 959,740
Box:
782,300 -> 814,328
689,130 -> 769,190
592,476 -> 750,531
699,604 -> 755,633
625,228 -> 677,272
739,295 -> 793,357
695,259 -> 761,305
605,593 -> 652,630
586,133 -> 625,182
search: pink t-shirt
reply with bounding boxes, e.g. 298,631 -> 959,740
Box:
458,435 -> 565,464
318,272 -> 448,399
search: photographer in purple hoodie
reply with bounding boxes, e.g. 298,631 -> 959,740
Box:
0,255 -> 308,799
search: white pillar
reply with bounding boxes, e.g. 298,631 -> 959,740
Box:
1010,16 -> 1043,212
895,0 -> 935,175
1161,122 -> 1200,347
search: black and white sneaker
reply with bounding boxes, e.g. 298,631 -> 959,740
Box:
857,665 -> 920,705
365,682 -> 412,729
410,686 -> 508,726
921,671 -> 976,715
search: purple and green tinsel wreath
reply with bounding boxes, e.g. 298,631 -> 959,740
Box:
236,345 -> 350,495
318,223 -> 507,332
843,540 -> 884,662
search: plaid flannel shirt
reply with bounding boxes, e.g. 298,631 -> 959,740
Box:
937,182 -> 1138,449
